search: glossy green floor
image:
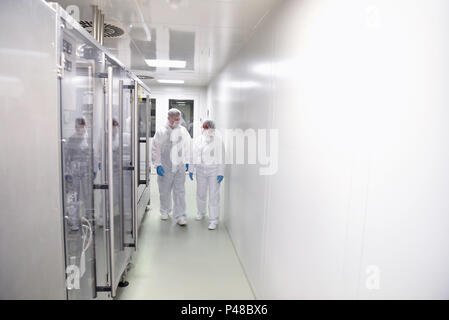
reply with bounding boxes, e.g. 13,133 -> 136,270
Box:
116,173 -> 254,300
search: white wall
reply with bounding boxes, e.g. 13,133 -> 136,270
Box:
207,0 -> 449,299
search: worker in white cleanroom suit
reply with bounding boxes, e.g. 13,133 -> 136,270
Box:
64,117 -> 93,231
151,108 -> 191,226
188,120 -> 225,230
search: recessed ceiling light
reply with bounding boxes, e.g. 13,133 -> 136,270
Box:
157,79 -> 185,84
227,81 -> 259,89
145,59 -> 186,68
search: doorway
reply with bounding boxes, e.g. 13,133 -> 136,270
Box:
169,99 -> 194,137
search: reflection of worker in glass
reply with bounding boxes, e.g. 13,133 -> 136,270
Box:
139,102 -> 147,138
139,118 -> 145,138
112,118 -> 120,151
65,117 -> 92,231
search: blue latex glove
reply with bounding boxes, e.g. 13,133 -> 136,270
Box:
189,172 -> 194,181
185,164 -> 189,172
217,175 -> 224,183
98,162 -> 101,171
156,165 -> 165,176
65,174 -> 73,183
93,171 -> 97,180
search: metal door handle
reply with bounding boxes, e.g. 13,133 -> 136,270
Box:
119,80 -> 125,251
145,94 -> 150,186
107,66 -> 116,298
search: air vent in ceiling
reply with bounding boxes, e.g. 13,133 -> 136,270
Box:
136,75 -> 154,80
79,21 -> 125,38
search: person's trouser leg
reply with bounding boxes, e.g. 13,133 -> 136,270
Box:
196,173 -> 208,217
80,173 -> 91,217
67,176 -> 81,230
172,166 -> 186,222
208,175 -> 220,225
158,170 -> 174,215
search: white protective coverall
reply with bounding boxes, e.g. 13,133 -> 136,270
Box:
189,131 -> 225,225
151,123 -> 191,222
64,130 -> 91,230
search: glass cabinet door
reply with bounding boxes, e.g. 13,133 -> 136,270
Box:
138,89 -> 148,189
103,62 -> 133,297
59,14 -> 145,300
60,19 -> 136,299
60,21 -> 99,300
121,78 -> 134,246
137,86 -> 151,196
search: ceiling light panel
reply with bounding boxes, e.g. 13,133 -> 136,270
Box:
157,79 -> 185,84
145,59 -> 187,68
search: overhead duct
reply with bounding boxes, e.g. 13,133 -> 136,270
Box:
79,20 -> 125,40
136,74 -> 154,80
91,5 -> 106,45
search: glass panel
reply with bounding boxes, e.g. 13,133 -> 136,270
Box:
60,18 -> 134,298
60,22 -> 98,299
105,62 -> 131,289
169,29 -> 195,71
150,98 -> 156,138
137,87 -> 148,194
138,98 -> 147,141
91,59 -> 131,294
122,79 -> 134,245
92,52 -> 107,290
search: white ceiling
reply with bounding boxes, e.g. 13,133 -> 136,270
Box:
51,0 -> 282,86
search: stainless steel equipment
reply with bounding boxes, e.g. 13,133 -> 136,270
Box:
0,0 -> 151,299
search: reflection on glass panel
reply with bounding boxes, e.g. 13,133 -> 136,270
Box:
122,83 -> 133,245
64,116 -> 91,232
138,98 -> 147,140
112,111 -> 121,257
60,26 -> 97,299
107,62 -> 129,285
169,29 -> 195,71
130,28 -> 156,71
169,99 -> 194,138
137,88 -> 148,187
150,98 -> 156,138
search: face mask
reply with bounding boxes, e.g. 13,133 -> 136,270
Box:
76,127 -> 87,136
113,126 -> 119,136
172,120 -> 181,128
202,129 -> 214,137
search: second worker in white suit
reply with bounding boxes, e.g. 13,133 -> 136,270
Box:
189,120 -> 225,230
151,108 -> 191,226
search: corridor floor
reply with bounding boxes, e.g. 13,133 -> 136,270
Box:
116,173 -> 255,300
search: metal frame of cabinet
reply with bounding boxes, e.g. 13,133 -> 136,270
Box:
0,0 -> 151,299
